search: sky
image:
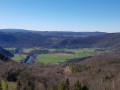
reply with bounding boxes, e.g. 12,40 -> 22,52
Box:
0,0 -> 120,32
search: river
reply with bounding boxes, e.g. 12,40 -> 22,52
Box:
25,56 -> 33,63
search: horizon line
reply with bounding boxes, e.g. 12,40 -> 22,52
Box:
0,28 -> 109,33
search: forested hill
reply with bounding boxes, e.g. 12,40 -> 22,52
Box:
56,33 -> 120,48
0,52 -> 12,62
0,32 -> 120,49
0,46 -> 14,57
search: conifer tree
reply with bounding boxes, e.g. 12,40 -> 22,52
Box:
17,81 -> 21,90
58,81 -> 65,90
82,85 -> 88,90
65,78 -> 69,90
74,80 -> 82,90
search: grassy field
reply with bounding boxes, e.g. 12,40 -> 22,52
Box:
4,48 -> 16,51
36,53 -> 77,63
23,48 -> 36,53
61,48 -> 97,53
23,47 -> 42,53
36,53 -> 96,63
1,80 -> 17,90
36,48 -> 97,63
12,54 -> 27,61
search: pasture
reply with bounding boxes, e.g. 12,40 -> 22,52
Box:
36,53 -> 77,63
23,48 -> 36,53
12,54 -> 27,61
36,48 -> 97,63
1,80 -> 17,90
4,48 -> 16,51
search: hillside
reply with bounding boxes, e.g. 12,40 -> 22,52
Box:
64,53 -> 120,90
0,53 -> 120,90
56,33 -> 120,48
0,46 -> 14,57
0,52 -> 12,62
0,32 -> 120,50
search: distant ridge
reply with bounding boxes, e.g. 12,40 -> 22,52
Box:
0,29 -> 32,33
0,29 -> 106,37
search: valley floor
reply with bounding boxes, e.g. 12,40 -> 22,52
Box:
6,47 -> 101,63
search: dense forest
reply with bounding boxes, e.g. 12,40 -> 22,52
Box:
0,53 -> 120,90
0,32 -> 120,50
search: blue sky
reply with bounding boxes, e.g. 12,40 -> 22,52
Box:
0,0 -> 120,32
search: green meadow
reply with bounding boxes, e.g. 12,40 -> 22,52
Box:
61,48 -> 97,53
12,54 -> 27,61
36,53 -> 77,63
23,48 -> 36,53
36,48 -> 97,63
23,47 -> 42,53
4,48 -> 16,51
1,80 -> 17,90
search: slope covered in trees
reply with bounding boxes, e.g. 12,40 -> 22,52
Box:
0,46 -> 14,57
0,32 -> 120,50
56,33 -> 120,48
0,52 -> 12,62
0,53 -> 120,90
